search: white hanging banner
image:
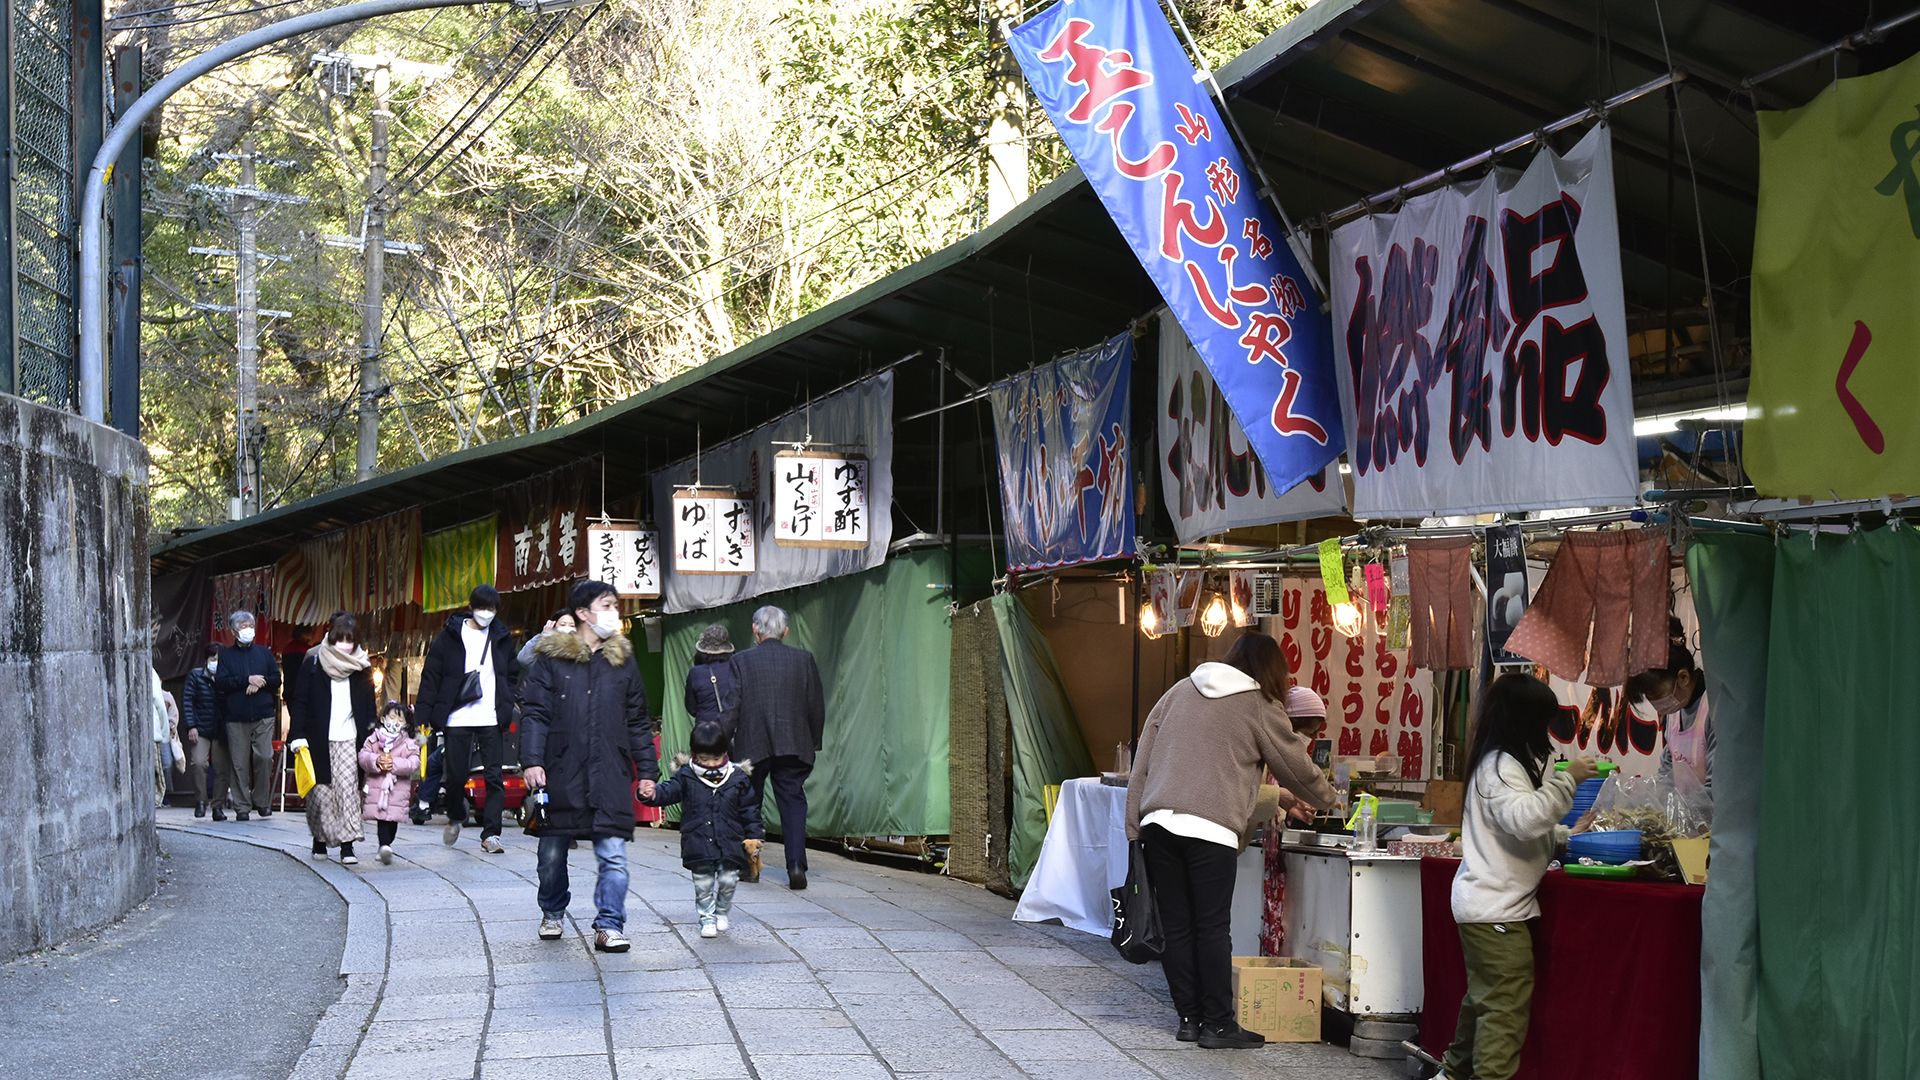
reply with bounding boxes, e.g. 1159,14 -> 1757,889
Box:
1330,125 -> 1638,519
1159,312 -> 1346,544
673,491 -> 756,576
586,524 -> 662,600
773,451 -> 870,549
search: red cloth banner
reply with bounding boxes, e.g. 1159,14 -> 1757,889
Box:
496,465 -> 589,593
1419,858 -> 1701,1080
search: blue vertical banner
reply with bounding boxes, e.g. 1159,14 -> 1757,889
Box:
990,333 -> 1135,571
1009,0 -> 1344,494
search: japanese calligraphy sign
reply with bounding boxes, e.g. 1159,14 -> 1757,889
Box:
1009,0 -> 1344,497
210,567 -> 273,647
773,451 -> 870,549
989,333 -> 1134,571
587,523 -> 662,599
1158,311 -> 1345,543
495,466 -> 589,593
673,490 -> 756,576
1275,576 -> 1436,779
1485,525 -> 1530,664
1330,126 -> 1637,518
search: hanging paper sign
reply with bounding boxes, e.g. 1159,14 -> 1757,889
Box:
1364,563 -> 1390,614
1009,1 -> 1345,497
1230,568 -> 1257,627
773,451 -> 870,549
587,524 -> 662,600
1319,538 -> 1349,605
1276,576 -> 1436,778
1174,570 -> 1204,628
1158,312 -> 1345,543
1149,570 -> 1176,631
674,490 -> 756,576
1330,126 -> 1637,518
1485,525 -> 1531,664
989,333 -> 1134,571
1387,555 -> 1412,650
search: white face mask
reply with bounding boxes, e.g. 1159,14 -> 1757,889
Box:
237,626 -> 256,645
207,659 -> 218,673
472,610 -> 495,628
333,640 -> 356,654
381,715 -> 404,734
592,609 -> 622,636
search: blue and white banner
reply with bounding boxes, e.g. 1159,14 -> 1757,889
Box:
1009,0 -> 1344,496
991,333 -> 1134,571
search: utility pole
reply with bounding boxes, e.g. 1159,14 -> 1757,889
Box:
985,0 -> 1029,223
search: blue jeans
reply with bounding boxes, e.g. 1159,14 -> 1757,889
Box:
537,836 -> 628,931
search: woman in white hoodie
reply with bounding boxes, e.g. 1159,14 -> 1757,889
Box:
1441,673 -> 1596,1080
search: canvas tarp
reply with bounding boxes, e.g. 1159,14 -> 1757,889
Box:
659,547 -> 950,838
992,592 -> 1096,890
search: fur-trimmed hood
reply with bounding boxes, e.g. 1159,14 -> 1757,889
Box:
534,628 -> 633,667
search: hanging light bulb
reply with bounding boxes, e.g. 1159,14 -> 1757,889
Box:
1139,601 -> 1164,640
1199,592 -> 1229,638
1332,599 -> 1364,638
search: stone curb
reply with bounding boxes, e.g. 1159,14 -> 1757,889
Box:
158,822 -> 388,1080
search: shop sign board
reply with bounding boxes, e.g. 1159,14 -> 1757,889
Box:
1329,126 -> 1638,518
773,451 -> 869,549
1276,576 -> 1435,779
673,490 -> 755,576
587,523 -> 662,599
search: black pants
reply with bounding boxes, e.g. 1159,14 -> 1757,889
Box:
377,820 -> 399,846
751,755 -> 813,872
444,725 -> 504,837
1141,823 -> 1239,1026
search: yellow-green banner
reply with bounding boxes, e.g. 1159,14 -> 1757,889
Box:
421,516 -> 497,613
1750,50 -> 1920,497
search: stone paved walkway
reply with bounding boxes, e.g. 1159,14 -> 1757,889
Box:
159,809 -> 1399,1080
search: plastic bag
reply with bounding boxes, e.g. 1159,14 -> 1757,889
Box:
1587,773 -> 1710,882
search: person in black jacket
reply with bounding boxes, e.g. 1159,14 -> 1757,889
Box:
727,605 -> 825,889
288,612 -> 378,865
520,579 -> 657,953
214,610 -> 281,820
644,721 -> 763,939
414,584 -> 518,853
182,642 -> 230,819
684,624 -> 739,734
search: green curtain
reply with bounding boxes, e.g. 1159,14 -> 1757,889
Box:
1687,534 -> 1774,1080
660,548 -> 953,837
1758,526 -> 1920,1078
993,592 -> 1096,889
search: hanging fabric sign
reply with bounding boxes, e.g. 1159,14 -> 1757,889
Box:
1008,1 -> 1345,496
421,516 -> 499,613
1485,524 -> 1531,664
587,523 -> 662,599
210,567 -> 274,647
344,508 -> 423,613
989,333 -> 1134,572
1330,125 -> 1638,518
648,373 -> 893,613
496,464 -> 590,593
672,491 -> 755,576
772,451 -> 870,549
1277,576 -> 1435,778
1158,311 -> 1346,543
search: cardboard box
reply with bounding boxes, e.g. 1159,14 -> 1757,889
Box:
1232,957 -> 1322,1042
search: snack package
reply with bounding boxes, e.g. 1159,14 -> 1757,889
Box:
1587,774 -> 1711,882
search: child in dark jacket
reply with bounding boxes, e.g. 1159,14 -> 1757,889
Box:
645,722 -> 764,938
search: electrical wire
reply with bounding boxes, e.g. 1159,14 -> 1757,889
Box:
112,0 -> 322,32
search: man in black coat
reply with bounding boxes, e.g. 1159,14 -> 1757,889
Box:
182,641 -> 230,819
520,579 -> 658,953
214,610 -> 280,820
414,584 -> 518,853
727,605 -> 825,890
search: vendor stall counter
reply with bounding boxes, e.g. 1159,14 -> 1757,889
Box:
1281,844 -> 1424,1017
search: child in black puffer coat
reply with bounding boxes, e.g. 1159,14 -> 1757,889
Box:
645,721 -> 764,938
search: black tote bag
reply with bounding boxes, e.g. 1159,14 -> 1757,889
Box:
1110,839 -> 1165,964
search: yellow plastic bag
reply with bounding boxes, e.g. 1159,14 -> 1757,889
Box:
293,745 -> 317,798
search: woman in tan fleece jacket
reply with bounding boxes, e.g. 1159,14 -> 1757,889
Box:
1125,632 -> 1336,1049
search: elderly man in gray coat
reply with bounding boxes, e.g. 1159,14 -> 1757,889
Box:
726,605 -> 825,889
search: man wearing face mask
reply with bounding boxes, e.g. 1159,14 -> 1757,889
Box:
214,610 -> 281,821
182,641 -> 231,819
416,584 -> 519,853
1625,617 -> 1713,806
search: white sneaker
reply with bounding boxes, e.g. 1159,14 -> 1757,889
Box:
378,845 -> 393,865
539,916 -> 565,940
481,836 -> 505,855
715,915 -> 729,932
699,923 -> 718,939
442,820 -> 461,846
341,850 -> 359,866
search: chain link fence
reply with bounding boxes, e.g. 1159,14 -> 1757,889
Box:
12,0 -> 76,409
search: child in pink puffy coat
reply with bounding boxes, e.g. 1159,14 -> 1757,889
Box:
359,702 -> 421,865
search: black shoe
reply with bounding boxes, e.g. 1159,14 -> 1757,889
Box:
312,840 -> 328,858
1197,1022 -> 1265,1050
788,870 -> 807,891
255,808 -> 272,818
235,811 -> 250,822
1176,1018 -> 1200,1043
212,806 -> 227,822
195,802 -> 208,818
409,810 -> 428,826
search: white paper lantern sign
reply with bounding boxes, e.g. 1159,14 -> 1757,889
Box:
673,488 -> 756,575
586,523 -> 662,599
772,450 -> 869,550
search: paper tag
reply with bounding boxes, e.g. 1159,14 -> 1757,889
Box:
1319,538 -> 1349,604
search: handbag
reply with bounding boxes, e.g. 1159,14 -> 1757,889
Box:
1110,838 -> 1165,964
453,633 -> 494,710
293,745 -> 317,798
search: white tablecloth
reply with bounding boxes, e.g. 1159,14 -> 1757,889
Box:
1012,777 -> 1130,936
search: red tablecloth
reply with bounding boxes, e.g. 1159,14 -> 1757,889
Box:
1420,858 -> 1701,1080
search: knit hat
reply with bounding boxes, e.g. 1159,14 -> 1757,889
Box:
1285,686 -> 1327,719
695,624 -> 735,656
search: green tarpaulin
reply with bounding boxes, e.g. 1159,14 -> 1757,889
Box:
993,592 -> 1095,889
1758,526 -> 1920,1079
660,548 -> 952,838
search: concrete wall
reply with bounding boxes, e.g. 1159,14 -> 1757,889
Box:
0,392 -> 156,960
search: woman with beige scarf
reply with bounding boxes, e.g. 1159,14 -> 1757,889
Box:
289,612 -> 378,864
